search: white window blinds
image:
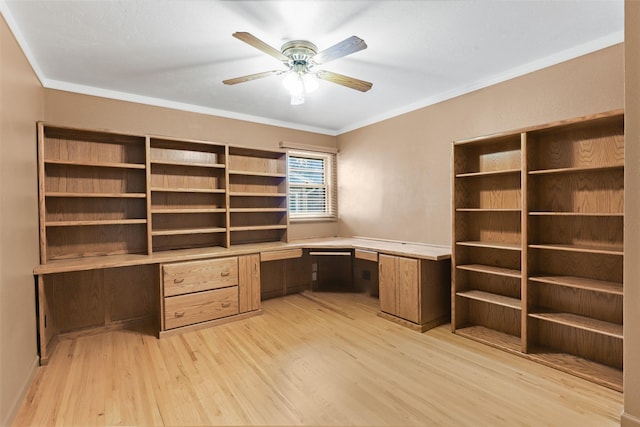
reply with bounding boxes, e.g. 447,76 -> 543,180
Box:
287,150 -> 337,219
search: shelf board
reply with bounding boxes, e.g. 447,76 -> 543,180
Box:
229,192 -> 287,197
529,311 -> 622,339
230,225 -> 287,232
454,325 -> 521,353
228,169 -> 286,178
46,219 -> 147,227
229,208 -> 287,213
529,211 -> 623,217
150,159 -> 225,169
456,208 -> 521,212
456,290 -> 521,310
151,227 -> 226,236
446,327 -> 622,392
457,264 -> 521,278
529,275 -> 623,295
455,168 -> 521,178
528,243 -> 623,256
526,347 -> 622,392
44,159 -> 146,170
456,241 -> 521,251
45,192 -> 146,199
150,187 -> 225,194
528,164 -> 623,175
151,208 -> 227,214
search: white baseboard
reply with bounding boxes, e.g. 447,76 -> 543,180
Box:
1,355 -> 39,427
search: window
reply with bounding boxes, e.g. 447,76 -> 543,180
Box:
287,150 -> 337,219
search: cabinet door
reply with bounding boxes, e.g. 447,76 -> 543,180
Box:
396,256 -> 420,324
238,254 -> 261,313
379,254 -> 397,316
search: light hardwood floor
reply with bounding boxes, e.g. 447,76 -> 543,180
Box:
14,292 -> 622,426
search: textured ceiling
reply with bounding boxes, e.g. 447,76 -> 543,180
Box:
0,0 -> 624,135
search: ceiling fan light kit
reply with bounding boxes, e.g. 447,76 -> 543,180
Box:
223,32 -> 372,105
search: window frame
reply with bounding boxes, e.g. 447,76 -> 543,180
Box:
286,149 -> 337,221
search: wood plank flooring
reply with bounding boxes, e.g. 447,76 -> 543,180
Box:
14,292 -> 622,426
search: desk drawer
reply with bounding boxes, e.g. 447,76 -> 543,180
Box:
260,248 -> 303,262
163,257 -> 238,297
164,286 -> 239,330
355,249 -> 378,262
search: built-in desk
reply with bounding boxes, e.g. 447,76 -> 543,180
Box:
34,237 -> 451,364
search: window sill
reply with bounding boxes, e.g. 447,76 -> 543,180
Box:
290,217 -> 338,224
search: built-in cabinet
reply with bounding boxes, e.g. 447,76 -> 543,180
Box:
379,254 -> 420,323
37,123 -> 289,260
228,147 -> 288,245
452,110 -> 624,391
160,255 -> 261,335
148,137 -> 228,251
378,254 -> 451,331
38,126 -> 148,262
36,123 -> 288,354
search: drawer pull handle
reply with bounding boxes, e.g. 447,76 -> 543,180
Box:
221,271 -> 230,277
175,311 -> 185,318
221,302 -> 231,308
173,278 -> 185,284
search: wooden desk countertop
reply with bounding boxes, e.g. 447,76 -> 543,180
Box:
34,237 -> 451,275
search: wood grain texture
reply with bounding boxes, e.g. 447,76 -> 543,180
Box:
46,223 -> 148,260
529,169 -> 624,213
47,266 -> 156,335
530,215 -> 623,250
527,114 -> 624,171
238,254 -> 261,313
14,292 -> 622,427
454,173 -> 521,210
228,174 -> 286,193
164,286 -> 239,330
530,318 -> 623,370
455,210 -> 521,245
228,148 -> 286,174
162,257 -> 238,297
453,134 -> 521,174
151,191 -> 225,210
528,249 -> 622,283
150,163 -> 224,191
33,238 -> 450,276
378,254 -> 397,317
260,248 -> 303,262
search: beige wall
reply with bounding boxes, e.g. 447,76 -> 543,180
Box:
0,15 -> 44,426
623,2 -> 640,425
43,90 -> 339,240
337,44 -> 624,246
1,8 -> 634,426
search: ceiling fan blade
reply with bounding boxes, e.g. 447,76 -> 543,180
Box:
232,32 -> 289,62
223,70 -> 284,85
313,36 -> 367,65
316,70 -> 372,92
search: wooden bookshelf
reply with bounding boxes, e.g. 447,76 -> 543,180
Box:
452,131 -> 524,349
148,137 -> 228,252
452,110 -> 624,391
227,146 -> 288,245
38,124 -> 148,262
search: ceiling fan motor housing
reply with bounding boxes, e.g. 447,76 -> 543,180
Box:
281,40 -> 318,71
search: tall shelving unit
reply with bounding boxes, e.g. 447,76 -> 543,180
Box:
37,125 -> 291,262
148,137 -> 228,252
525,112 -> 624,390
38,125 -> 148,262
451,110 -> 624,391
227,146 -> 288,245
452,132 -> 525,352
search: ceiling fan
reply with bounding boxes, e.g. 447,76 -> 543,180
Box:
223,32 -> 373,105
